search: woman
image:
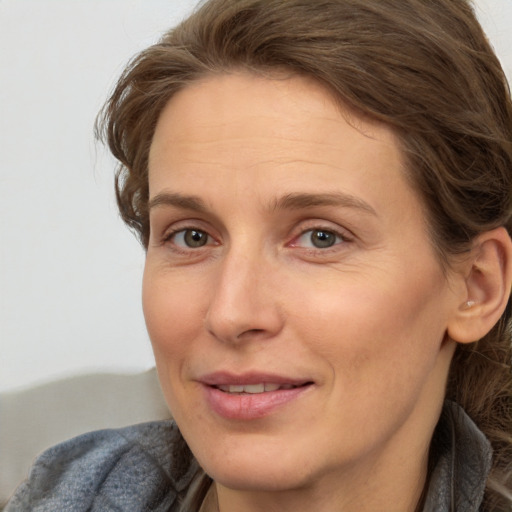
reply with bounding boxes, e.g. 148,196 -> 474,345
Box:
7,0 -> 512,510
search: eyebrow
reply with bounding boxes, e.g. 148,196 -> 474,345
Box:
148,191 -> 377,216
271,192 -> 377,216
148,192 -> 208,212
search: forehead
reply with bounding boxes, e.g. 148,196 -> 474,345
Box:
150,73 -> 402,178
153,72 -> 388,143
147,73 -> 418,223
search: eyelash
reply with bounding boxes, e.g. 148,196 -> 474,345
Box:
160,224 -> 353,254
162,227 -> 216,250
290,227 -> 351,250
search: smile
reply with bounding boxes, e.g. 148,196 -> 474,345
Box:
216,383 -> 299,394
200,373 -> 314,420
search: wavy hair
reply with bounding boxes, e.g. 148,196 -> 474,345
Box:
97,0 -> 512,508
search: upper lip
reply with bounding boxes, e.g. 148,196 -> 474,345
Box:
198,371 -> 313,387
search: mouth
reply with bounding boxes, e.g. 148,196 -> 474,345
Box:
214,382 -> 310,394
200,373 -> 314,419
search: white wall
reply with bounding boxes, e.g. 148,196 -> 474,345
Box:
0,0 -> 198,392
1,0 -> 511,393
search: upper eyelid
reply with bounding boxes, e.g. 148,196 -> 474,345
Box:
156,217 -> 354,243
300,225 -> 350,237
147,201 -> 224,233
160,218 -> 215,237
292,220 -> 354,239
164,226 -> 214,242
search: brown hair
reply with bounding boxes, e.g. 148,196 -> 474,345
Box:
97,0 -> 512,508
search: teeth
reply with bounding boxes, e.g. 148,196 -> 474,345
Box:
244,384 -> 265,394
227,385 -> 244,393
217,383 -> 296,394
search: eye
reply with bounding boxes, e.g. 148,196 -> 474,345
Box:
170,228 -> 211,248
295,228 -> 345,249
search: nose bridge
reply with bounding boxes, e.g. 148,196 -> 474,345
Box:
205,241 -> 281,343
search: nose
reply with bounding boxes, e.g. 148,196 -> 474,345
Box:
204,249 -> 284,345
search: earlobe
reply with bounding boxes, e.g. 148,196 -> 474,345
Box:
447,227 -> 512,344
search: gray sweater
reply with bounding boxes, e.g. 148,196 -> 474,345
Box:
5,402 -> 492,511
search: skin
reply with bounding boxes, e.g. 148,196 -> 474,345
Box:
143,73 -> 468,511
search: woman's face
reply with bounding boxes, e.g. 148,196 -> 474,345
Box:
144,73 -> 461,502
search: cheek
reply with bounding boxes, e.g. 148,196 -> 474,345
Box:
142,265 -> 206,347
289,278 -> 450,455
142,267 -> 207,403
291,270 -> 449,393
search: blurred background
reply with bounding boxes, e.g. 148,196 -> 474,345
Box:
1,0 -> 512,393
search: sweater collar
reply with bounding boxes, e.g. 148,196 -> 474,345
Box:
422,401 -> 492,512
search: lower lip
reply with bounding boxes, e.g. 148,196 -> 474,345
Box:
203,385 -> 311,420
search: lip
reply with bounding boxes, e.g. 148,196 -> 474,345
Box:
198,371 -> 314,420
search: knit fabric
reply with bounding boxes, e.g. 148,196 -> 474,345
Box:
5,401 -> 491,511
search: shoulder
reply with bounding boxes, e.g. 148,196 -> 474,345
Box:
5,421 -> 199,512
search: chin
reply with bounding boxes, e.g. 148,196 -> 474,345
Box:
192,437 -> 318,492
209,464 -> 312,493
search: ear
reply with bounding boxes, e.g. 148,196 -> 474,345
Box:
447,227 -> 512,344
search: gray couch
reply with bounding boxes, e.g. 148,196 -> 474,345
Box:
0,369 -> 169,508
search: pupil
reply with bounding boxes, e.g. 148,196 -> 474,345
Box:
311,230 -> 335,248
185,230 -> 207,247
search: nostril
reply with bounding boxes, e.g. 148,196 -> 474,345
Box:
237,328 -> 265,338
